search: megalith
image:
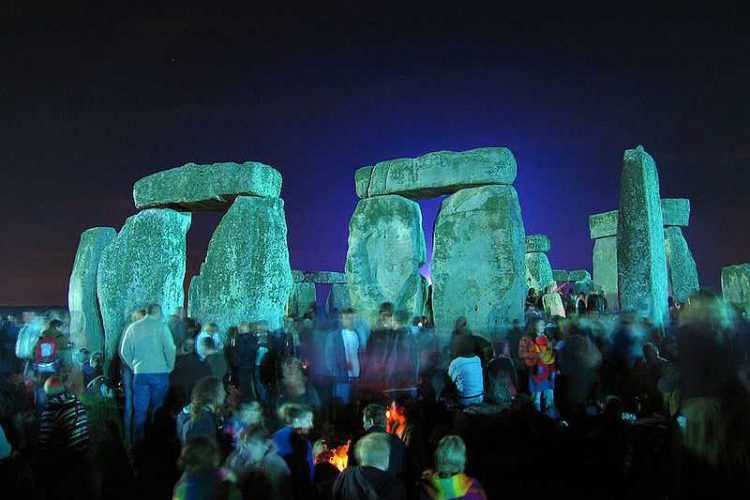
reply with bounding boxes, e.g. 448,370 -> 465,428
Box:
553,270 -> 571,282
432,185 -> 526,338
68,227 -> 116,352
187,275 -> 202,319
722,264 -> 750,311
97,209 -> 191,361
617,146 -> 669,324
589,209 -> 619,310
288,276 -> 317,318
189,196 -> 293,332
326,283 -> 352,316
356,147 -> 517,199
662,199 -> 699,303
345,195 -> 427,323
525,235 -> 553,292
133,161 -> 282,211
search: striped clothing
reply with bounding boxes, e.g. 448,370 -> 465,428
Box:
38,393 -> 90,455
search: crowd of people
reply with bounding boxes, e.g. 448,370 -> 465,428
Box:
1,282 -> 750,499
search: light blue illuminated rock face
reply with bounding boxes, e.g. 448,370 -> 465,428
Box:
345,195 -> 427,324
592,236 -> 619,310
356,147 -> 517,199
589,210 -> 619,240
525,234 -> 551,254
288,282 -> 317,318
525,234 -> 553,292
326,283 -> 352,316
722,264 -> 750,310
133,161 -> 282,211
617,146 -> 668,324
432,185 -> 526,338
664,226 -> 699,303
97,209 -> 191,362
68,227 -> 117,352
569,270 -> 592,282
189,196 -> 293,332
661,198 -> 690,227
553,270 -> 570,282
525,252 -> 554,292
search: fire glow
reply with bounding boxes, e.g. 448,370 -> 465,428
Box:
329,442 -> 350,471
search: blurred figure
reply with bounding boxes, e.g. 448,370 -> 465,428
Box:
225,424 -> 292,500
278,357 -> 321,412
172,436 -> 240,500
234,322 -> 259,401
272,403 -> 315,499
325,308 -> 362,406
420,435 -> 487,500
196,323 -> 223,360
225,401 -> 264,447
542,283 -> 566,318
333,432 -> 406,500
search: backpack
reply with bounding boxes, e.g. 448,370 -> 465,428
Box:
34,336 -> 59,366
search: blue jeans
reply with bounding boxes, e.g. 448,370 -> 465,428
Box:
121,365 -> 134,444
132,373 -> 169,443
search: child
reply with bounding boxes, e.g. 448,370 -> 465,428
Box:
530,333 -> 557,417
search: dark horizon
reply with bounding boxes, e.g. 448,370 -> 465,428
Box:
2,4 -> 749,306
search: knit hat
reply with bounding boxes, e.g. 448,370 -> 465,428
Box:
44,375 -> 66,395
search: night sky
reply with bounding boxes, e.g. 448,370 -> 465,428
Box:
2,4 -> 749,306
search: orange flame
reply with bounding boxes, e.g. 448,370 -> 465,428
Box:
329,441 -> 350,471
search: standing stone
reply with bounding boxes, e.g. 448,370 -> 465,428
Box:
664,226 -> 699,303
722,264 -> 750,310
288,282 -> 317,318
525,235 -> 553,292
617,146 -> 668,324
189,196 -> 293,332
187,275 -> 202,319
68,227 -> 116,352
592,237 -> 619,308
97,209 -> 191,362
345,195 -> 426,324
590,210 -> 619,311
326,283 -> 352,316
525,253 -> 554,291
432,185 -> 526,339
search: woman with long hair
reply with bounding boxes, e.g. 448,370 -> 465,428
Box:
176,376 -> 229,456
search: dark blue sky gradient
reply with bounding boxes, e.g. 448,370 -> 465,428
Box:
1,4 -> 749,305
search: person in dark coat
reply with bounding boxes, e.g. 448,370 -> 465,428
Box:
272,403 -> 315,499
333,432 -> 406,500
170,337 -> 213,404
233,323 -> 259,401
349,403 -> 409,482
